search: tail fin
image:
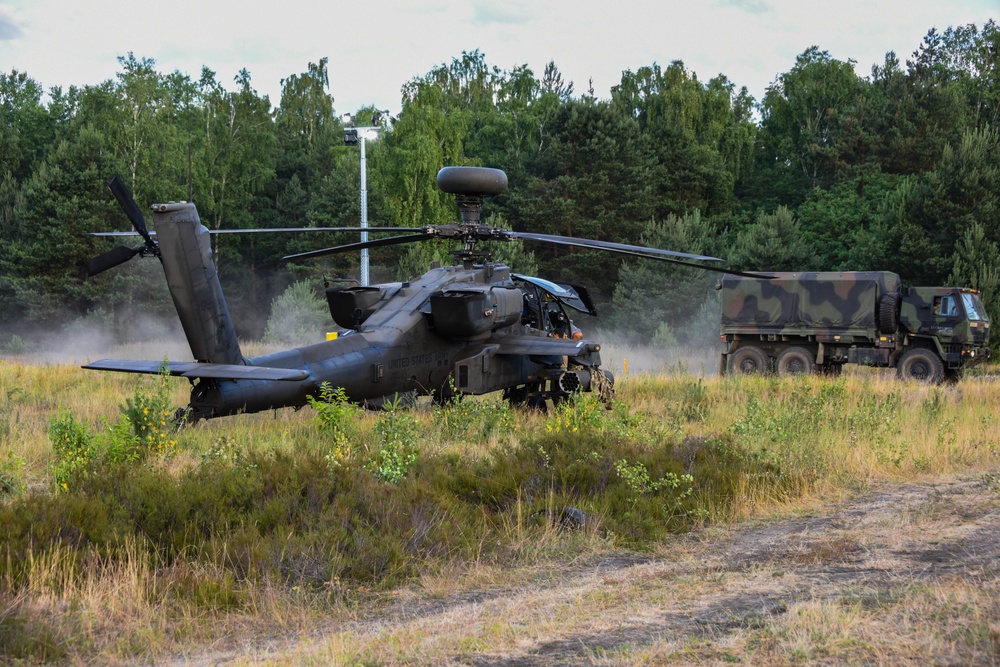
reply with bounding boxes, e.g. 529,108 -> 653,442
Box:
152,202 -> 244,365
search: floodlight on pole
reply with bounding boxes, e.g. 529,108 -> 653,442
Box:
343,122 -> 381,286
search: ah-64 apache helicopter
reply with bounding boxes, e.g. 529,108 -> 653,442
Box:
83,167 -> 751,422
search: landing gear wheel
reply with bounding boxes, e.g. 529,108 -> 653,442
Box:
526,381 -> 547,411
727,346 -> 769,375
502,384 -> 528,407
775,346 -> 815,376
505,381 -> 546,410
172,407 -> 192,428
896,348 -> 944,383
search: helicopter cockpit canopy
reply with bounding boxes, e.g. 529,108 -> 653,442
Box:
512,274 -> 596,316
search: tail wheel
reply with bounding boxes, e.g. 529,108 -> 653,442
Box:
775,346 -> 815,376
896,347 -> 944,383
727,346 -> 769,375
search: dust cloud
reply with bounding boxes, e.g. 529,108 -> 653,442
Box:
596,336 -> 724,378
2,311 -> 192,365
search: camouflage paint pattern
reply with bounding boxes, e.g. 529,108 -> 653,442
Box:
721,271 -> 901,337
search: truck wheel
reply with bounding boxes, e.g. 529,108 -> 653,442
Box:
776,346 -> 815,376
879,292 -> 901,335
727,346 -> 769,375
896,348 -> 944,383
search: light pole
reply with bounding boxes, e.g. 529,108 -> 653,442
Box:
343,114 -> 381,286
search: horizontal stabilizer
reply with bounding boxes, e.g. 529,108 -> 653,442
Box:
492,335 -> 592,357
82,359 -> 310,381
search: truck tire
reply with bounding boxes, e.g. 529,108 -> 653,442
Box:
896,347 -> 944,383
727,346 -> 769,375
879,292 -> 901,335
776,346 -> 815,376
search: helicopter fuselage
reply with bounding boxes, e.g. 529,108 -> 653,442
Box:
85,199 -> 608,421
191,263 -> 603,419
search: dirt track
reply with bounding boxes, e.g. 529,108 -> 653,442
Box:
173,473 -> 1000,665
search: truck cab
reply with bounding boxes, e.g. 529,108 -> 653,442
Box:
900,287 -> 991,371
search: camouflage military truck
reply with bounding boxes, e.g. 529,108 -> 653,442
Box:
719,271 -> 991,382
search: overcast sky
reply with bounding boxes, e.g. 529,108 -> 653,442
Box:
0,0 -> 996,116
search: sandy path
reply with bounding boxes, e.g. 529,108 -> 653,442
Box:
170,472 -> 1000,665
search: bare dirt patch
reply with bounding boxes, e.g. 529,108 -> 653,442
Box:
168,473 -> 1000,665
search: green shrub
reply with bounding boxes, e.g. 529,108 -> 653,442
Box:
307,383 -> 362,466
369,399 -> 418,483
2,334 -> 29,356
0,492 -> 125,588
49,408 -> 99,489
49,373 -> 178,490
120,367 -> 177,456
434,394 -> 515,444
0,451 -> 25,498
262,281 -> 330,346
614,459 -> 693,502
0,613 -> 66,663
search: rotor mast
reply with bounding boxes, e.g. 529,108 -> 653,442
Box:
436,167 -> 509,268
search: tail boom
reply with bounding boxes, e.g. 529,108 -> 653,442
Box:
152,202 -> 244,365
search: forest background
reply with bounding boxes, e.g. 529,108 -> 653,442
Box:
1,19 -> 998,352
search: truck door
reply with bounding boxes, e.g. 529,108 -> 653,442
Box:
900,288 -> 962,341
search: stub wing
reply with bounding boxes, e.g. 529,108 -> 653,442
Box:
83,359 -> 310,381
491,334 -> 595,357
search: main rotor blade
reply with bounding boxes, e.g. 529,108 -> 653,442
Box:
89,226 -> 422,237
108,175 -> 155,246
209,226 -> 423,234
628,253 -> 775,279
538,241 -> 772,278
86,245 -> 142,277
282,233 -> 437,261
508,232 -> 769,277
508,231 -> 723,262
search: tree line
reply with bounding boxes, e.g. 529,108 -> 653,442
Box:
1,20 -> 998,348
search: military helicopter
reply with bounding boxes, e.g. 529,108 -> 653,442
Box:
82,167 -> 750,422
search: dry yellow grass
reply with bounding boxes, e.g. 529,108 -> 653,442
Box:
3,354 -> 1000,664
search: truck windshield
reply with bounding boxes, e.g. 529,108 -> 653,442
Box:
961,293 -> 986,321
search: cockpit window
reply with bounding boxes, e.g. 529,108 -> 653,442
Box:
962,292 -> 985,321
512,274 -> 594,315
933,295 -> 958,318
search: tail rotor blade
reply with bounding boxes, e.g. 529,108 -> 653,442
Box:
86,245 -> 142,277
108,175 -> 156,248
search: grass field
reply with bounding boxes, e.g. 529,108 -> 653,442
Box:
1,348 -> 999,664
